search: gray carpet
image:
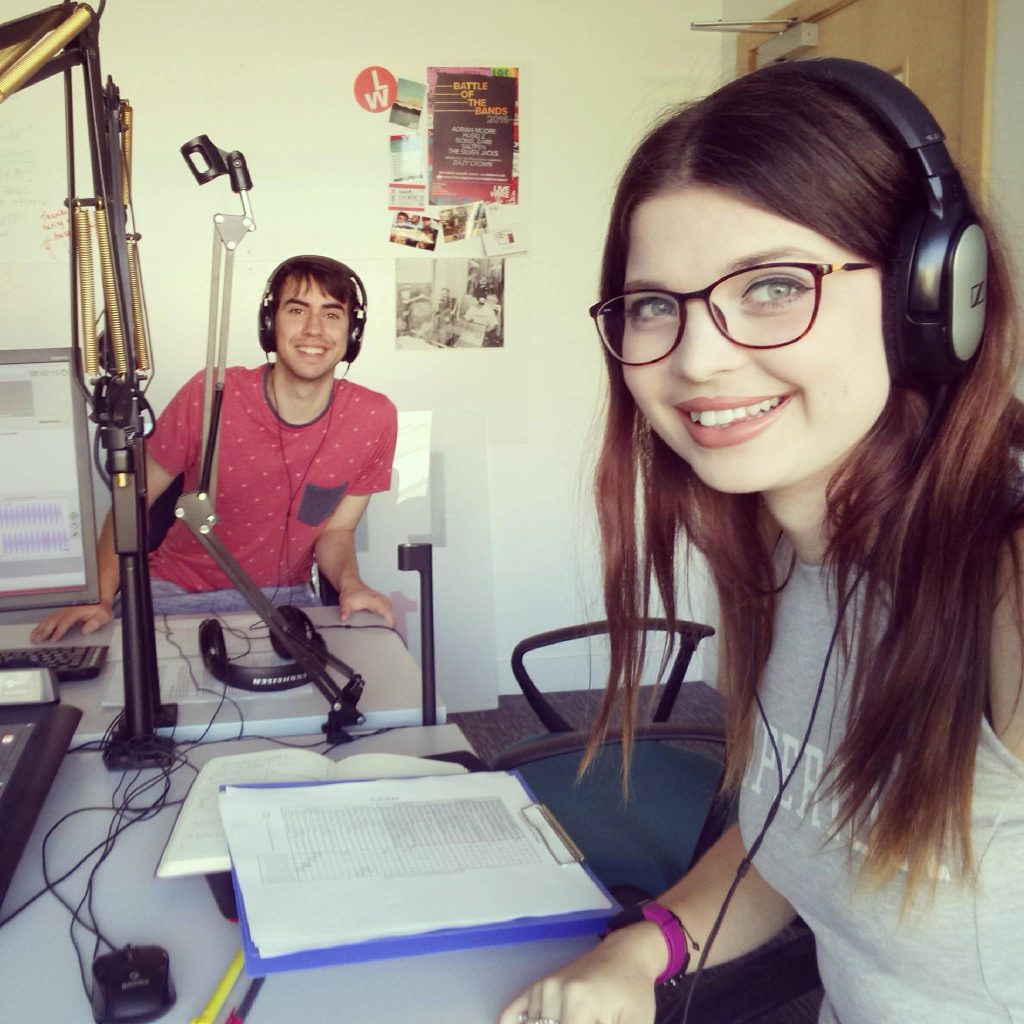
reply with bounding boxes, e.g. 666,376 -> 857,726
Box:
448,686 -> 824,1024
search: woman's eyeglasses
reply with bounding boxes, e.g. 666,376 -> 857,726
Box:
589,262 -> 875,366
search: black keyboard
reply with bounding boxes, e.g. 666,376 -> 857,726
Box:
0,702 -> 82,911
0,645 -> 108,681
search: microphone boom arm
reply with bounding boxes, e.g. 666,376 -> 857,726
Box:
177,136 -> 363,743
174,490 -> 365,742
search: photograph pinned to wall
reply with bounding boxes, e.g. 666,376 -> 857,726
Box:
396,257 -> 505,351
390,133 -> 424,183
439,203 -> 482,245
483,224 -> 527,256
390,77 -> 426,131
389,212 -> 440,251
427,67 -> 519,207
470,203 -> 488,237
478,199 -> 525,254
388,183 -> 426,212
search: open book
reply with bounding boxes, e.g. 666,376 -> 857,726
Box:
157,748 -> 467,879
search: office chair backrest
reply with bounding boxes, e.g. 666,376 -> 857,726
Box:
147,473 -> 185,551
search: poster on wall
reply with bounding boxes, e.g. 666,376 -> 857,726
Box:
427,67 -> 518,207
396,257 -> 505,351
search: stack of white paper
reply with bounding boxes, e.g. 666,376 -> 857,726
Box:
218,771 -> 613,959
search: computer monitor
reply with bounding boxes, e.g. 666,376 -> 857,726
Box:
0,347 -> 100,612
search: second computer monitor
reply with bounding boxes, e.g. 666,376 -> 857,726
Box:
0,347 -> 100,613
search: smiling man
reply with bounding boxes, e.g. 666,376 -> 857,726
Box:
32,255 -> 398,642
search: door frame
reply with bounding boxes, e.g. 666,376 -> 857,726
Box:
733,0 -> 996,198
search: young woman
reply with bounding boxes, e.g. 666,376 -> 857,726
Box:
500,60 -> 1024,1024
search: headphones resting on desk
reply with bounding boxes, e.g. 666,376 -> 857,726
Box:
198,605 -> 324,692
765,57 -> 989,388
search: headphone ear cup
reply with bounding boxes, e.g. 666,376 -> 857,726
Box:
880,216 -> 922,386
883,213 -> 988,388
344,276 -> 367,363
258,290 -> 276,353
345,321 -> 363,363
198,617 -> 228,677
944,220 -> 988,365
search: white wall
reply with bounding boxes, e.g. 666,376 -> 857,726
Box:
6,1 -> 1021,711
989,0 -> 1024,275
0,0 -> 727,709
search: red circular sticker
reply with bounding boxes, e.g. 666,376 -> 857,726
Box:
353,66 -> 397,113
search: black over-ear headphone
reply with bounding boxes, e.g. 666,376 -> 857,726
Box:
258,255 -> 369,362
199,605 -> 326,692
769,57 -> 988,388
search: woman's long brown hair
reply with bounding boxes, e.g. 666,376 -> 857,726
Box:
587,65 -> 1024,893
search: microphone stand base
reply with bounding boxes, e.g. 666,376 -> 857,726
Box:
101,703 -> 179,770
101,733 -> 177,771
321,711 -> 355,746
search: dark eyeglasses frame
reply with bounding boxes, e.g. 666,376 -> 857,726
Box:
589,262 -> 876,366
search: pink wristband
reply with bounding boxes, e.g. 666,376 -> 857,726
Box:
640,902 -> 689,984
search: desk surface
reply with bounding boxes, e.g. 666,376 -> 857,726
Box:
0,724 -> 594,1023
0,606 -> 440,743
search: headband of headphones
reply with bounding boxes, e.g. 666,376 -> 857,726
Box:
258,255 -> 368,362
197,606 -> 325,696
763,57 -> 988,388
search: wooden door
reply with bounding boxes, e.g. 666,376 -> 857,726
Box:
735,0 -> 995,199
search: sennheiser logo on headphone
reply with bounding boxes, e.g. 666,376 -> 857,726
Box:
252,672 -> 307,687
971,281 -> 986,308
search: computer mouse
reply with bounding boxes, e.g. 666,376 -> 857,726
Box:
91,944 -> 176,1023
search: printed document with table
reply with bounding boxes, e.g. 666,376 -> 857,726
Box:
218,770 -> 616,973
157,747 -> 467,877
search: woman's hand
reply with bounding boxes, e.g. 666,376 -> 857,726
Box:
497,932 -> 659,1024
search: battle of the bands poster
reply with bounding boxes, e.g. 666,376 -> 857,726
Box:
428,67 -> 519,207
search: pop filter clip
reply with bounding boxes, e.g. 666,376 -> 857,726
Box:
174,135 -> 364,744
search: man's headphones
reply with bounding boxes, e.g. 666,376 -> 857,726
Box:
769,57 -> 988,388
258,255 -> 368,363
199,605 -> 326,692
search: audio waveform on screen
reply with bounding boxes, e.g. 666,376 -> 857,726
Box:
0,500 -> 75,558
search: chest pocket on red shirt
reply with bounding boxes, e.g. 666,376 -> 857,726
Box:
297,482 -> 348,527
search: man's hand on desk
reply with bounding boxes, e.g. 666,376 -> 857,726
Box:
338,582 -> 394,627
30,601 -> 114,643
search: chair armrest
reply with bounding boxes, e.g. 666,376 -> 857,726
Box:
510,620 -> 715,734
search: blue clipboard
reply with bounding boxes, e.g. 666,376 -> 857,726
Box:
223,770 -> 619,976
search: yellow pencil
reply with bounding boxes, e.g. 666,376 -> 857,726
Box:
191,949 -> 244,1024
